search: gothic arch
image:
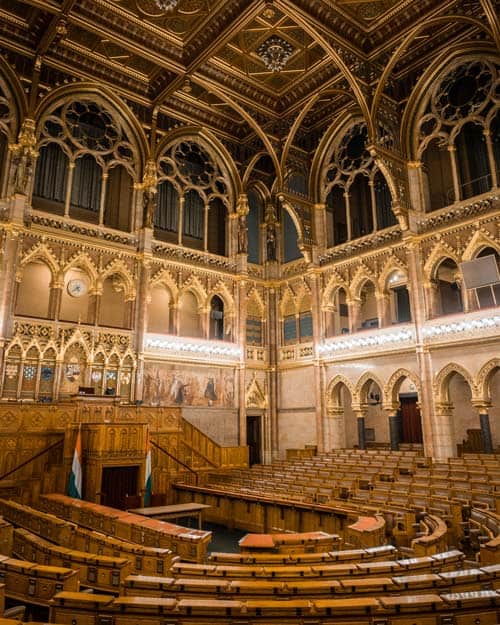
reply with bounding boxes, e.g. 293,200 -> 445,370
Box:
62,336 -> 91,361
384,368 -> 421,406
378,256 -> 409,293
0,56 -> 26,139
155,125 -> 241,203
327,375 -> 355,409
351,266 -> 379,300
423,241 -> 461,282
476,358 -> 500,402
246,287 -> 265,316
404,47 -> 499,158
150,269 -> 179,300
179,275 -> 206,309
19,243 -> 59,281
63,252 -> 99,288
100,260 -> 136,301
354,371 -> 385,406
34,82 -> 148,171
322,273 -> 351,308
462,230 -> 500,262
434,363 -> 476,404
208,280 -> 235,317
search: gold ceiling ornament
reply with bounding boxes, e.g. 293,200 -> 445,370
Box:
153,0 -> 178,11
257,35 -> 294,73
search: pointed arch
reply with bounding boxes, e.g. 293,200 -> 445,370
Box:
19,243 -> 59,280
63,252 -> 98,286
423,242 -> 461,281
34,82 -> 148,171
354,372 -> 385,406
246,287 -> 265,317
476,358 -> 500,402
350,266 -> 379,299
384,368 -> 422,406
378,256 -> 408,293
150,268 -> 179,300
209,280 -> 235,316
100,259 -> 136,301
180,275 -> 206,308
434,363 -> 476,404
327,375 -> 355,409
462,230 -> 500,262
322,272 -> 351,308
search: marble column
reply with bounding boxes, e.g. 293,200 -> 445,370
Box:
352,406 -> 366,450
385,406 -> 401,451
326,406 -> 346,450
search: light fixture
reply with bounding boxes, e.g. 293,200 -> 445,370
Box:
257,35 -> 293,72
154,0 -> 178,11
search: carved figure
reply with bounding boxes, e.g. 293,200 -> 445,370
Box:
237,213 -> 248,254
266,222 -> 276,261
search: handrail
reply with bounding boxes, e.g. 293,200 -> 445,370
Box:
0,438 -> 64,482
151,440 -> 198,485
446,173 -> 492,204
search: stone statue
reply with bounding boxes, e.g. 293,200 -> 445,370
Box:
237,212 -> 248,254
266,222 -> 276,261
142,186 -> 157,229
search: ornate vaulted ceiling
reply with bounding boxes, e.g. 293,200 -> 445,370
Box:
0,0 -> 497,175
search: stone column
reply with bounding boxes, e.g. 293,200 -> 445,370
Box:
433,402 -> 455,459
0,230 -> 22,359
407,161 -> 425,213
347,297 -> 361,333
448,145 -> 461,203
406,239 -> 437,457
98,173 -> 108,226
472,401 -> 494,454
352,405 -> 366,450
267,285 -> 279,461
483,130 -> 498,189
309,270 -> 325,452
326,406 -> 346,450
344,191 -> 351,240
133,239 -> 152,401
376,292 -> 390,328
48,280 -> 64,321
424,279 -> 440,319
384,405 -> 401,451
64,163 -> 75,217
314,203 -> 327,252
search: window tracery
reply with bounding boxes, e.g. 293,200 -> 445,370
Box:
322,121 -> 396,247
155,138 -> 231,255
33,97 -> 138,230
417,59 -> 499,211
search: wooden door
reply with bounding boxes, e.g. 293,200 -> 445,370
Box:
101,465 -> 139,510
400,397 -> 423,444
246,415 -> 262,466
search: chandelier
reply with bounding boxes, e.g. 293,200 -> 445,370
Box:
257,35 -> 293,72
154,0 -> 178,10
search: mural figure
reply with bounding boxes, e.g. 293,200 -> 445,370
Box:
169,374 -> 189,404
204,377 -> 217,405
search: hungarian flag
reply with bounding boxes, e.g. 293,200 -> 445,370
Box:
144,427 -> 152,506
68,424 -> 82,499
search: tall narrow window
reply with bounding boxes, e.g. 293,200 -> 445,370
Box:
210,295 -> 224,340
70,154 -> 102,218
32,143 -> 68,214
105,164 -> 132,231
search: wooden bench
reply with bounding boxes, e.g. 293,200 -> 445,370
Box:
411,514 -> 448,556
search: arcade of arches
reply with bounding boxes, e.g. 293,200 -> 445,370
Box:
0,0 -> 499,473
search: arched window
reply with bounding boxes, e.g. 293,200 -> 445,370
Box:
209,295 -> 224,340
157,139 -> 231,255
374,170 -> 396,229
178,291 -> 201,338
207,197 -> 226,255
247,188 -> 263,264
322,122 -> 395,244
417,59 -> 498,210
32,143 -> 69,214
15,261 -> 52,318
387,270 -> 411,323
104,164 -> 132,231
155,180 -> 179,236
282,209 -> 301,262
326,186 -> 347,247
35,98 -> 139,227
436,258 -> 463,315
359,281 -> 378,329
70,154 -> 102,219
455,122 -> 490,198
421,138 -> 454,210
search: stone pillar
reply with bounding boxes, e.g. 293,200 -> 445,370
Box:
48,281 -> 64,321
133,236 -> 152,401
178,196 -> 184,246
407,161 -> 425,214
267,285 -> 279,461
98,173 -> 108,226
344,191 -> 351,240
347,297 -> 361,333
483,130 -> 498,189
376,292 -> 390,328
64,163 -> 75,217
406,239 -> 437,457
424,279 -> 440,319
385,405 -> 401,451
352,405 -> 366,450
326,406 -> 345,450
0,230 -> 22,348
309,270 -> 325,452
448,145 -> 461,203
433,402 -> 455,459
314,203 -> 327,252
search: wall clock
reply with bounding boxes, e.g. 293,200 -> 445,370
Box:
67,278 -> 87,297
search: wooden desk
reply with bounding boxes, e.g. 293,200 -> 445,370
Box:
128,503 -> 211,529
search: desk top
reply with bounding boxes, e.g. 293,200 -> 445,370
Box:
128,503 -> 211,516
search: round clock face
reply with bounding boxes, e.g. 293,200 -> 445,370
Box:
67,278 -> 87,298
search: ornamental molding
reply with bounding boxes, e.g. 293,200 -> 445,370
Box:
144,333 -> 242,363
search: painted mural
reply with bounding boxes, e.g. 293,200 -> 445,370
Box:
143,363 -> 236,408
